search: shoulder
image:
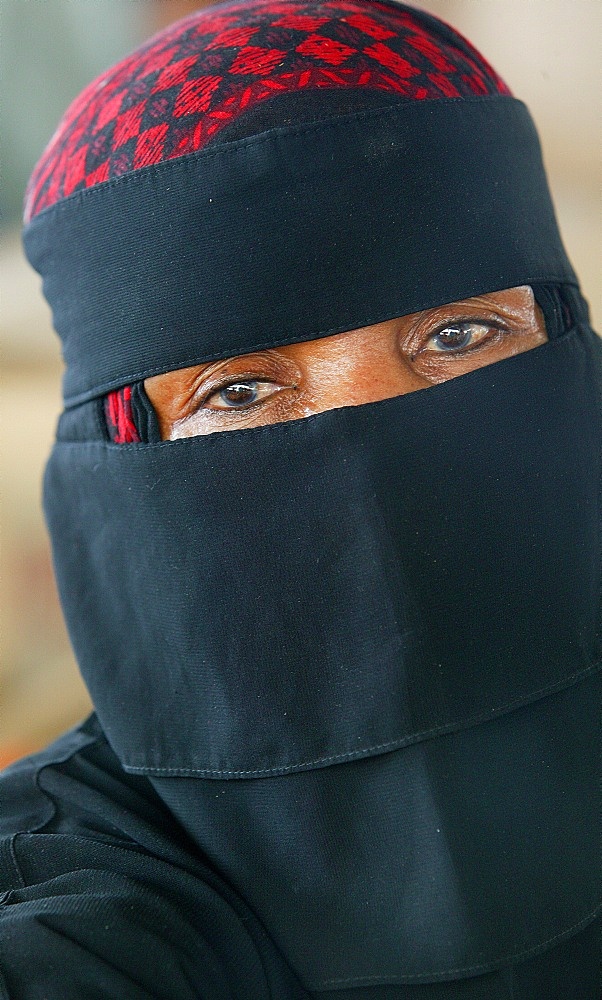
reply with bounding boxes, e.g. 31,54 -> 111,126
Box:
1,716 -> 101,854
0,717 -> 279,1000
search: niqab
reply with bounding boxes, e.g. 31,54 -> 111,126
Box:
18,1 -> 601,993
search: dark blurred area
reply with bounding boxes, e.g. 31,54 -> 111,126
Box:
1,0 -> 600,765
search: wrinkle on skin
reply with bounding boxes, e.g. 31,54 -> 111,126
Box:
145,286 -> 547,440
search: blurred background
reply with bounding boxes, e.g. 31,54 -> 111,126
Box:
1,0 -> 601,766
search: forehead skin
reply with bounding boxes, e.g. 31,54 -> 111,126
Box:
145,286 -> 547,440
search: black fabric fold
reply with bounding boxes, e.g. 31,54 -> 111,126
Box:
153,673 -> 601,987
43,326 -> 601,778
1,717 -> 599,995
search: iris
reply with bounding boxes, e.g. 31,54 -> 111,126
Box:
219,382 -> 259,407
431,322 -> 488,352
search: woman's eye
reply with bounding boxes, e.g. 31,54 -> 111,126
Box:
426,321 -> 493,353
205,380 -> 279,410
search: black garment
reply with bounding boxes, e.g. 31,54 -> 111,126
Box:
2,320 -> 601,997
0,715 -> 599,1000
15,37 -> 602,996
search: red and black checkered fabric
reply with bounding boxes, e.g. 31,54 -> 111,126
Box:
25,0 -> 510,222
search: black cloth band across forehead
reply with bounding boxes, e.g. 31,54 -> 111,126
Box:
23,96 -> 576,407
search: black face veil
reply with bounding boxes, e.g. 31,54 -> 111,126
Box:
22,19 -> 600,995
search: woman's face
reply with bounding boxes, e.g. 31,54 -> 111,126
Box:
145,285 -> 546,440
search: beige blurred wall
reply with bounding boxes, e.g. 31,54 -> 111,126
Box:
423,0 -> 602,327
1,0 -> 600,764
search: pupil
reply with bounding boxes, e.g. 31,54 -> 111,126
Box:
220,382 -> 257,407
435,324 -> 472,350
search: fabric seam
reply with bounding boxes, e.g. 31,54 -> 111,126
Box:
122,660 -> 601,777
25,95 -> 523,225
313,906 -> 601,987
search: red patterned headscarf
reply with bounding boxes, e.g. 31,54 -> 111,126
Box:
25,0 -> 509,221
